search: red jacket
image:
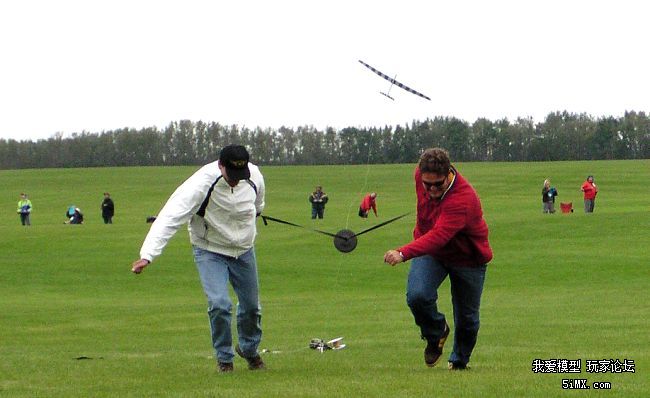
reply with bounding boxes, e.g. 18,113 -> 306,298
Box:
399,167 -> 493,267
360,194 -> 377,215
581,181 -> 598,200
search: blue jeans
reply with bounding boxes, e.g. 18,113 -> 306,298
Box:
311,206 -> 324,219
193,246 -> 262,363
407,255 -> 487,366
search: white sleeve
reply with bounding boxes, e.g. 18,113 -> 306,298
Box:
139,166 -> 216,262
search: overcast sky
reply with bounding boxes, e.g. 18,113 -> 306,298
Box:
1,0 -> 648,141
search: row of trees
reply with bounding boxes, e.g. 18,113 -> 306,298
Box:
1,111 -> 649,169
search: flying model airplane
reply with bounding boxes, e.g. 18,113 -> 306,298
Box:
358,60 -> 431,101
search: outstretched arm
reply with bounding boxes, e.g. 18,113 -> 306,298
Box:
133,165 -> 216,273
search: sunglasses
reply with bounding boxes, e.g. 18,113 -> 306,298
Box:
422,177 -> 447,190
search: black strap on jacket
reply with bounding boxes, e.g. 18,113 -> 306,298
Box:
196,176 -> 258,217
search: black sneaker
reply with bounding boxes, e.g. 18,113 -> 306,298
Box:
448,361 -> 469,370
218,362 -> 233,373
424,322 -> 450,367
235,344 -> 266,370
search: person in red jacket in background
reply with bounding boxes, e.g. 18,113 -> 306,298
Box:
358,192 -> 378,218
581,175 -> 598,213
384,147 -> 492,371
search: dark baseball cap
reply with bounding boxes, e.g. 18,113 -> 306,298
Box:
219,145 -> 251,181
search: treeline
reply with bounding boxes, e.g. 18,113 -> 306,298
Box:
1,111 -> 649,169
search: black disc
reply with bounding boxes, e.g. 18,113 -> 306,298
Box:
333,229 -> 357,253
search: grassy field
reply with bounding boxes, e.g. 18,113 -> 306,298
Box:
1,160 -> 648,397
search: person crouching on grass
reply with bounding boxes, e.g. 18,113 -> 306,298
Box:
358,192 -> 378,218
384,147 -> 492,370
131,144 -> 266,373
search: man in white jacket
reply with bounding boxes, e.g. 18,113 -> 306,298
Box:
131,145 -> 266,373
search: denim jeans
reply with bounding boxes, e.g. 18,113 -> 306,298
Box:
407,255 -> 487,366
311,206 -> 324,219
193,246 -> 262,363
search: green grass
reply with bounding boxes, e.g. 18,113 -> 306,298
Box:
1,160 -> 649,397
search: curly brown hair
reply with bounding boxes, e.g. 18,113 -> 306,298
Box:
418,148 -> 450,175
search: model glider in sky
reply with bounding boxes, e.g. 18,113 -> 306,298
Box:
358,60 -> 431,101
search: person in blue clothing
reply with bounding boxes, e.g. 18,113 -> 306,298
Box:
65,206 -> 84,224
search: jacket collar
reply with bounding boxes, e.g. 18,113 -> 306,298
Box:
438,166 -> 457,201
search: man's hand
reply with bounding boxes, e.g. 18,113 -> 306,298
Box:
384,250 -> 404,266
131,259 -> 150,274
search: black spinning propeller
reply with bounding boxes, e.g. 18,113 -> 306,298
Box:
261,213 -> 410,253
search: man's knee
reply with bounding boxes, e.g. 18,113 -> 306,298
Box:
456,313 -> 480,333
239,306 -> 262,320
407,290 -> 437,310
207,298 -> 232,315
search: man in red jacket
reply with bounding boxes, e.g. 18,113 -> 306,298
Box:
358,192 -> 378,218
384,148 -> 492,370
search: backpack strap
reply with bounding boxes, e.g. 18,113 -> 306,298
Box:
245,179 -> 257,195
196,176 -> 257,218
196,175 -> 223,217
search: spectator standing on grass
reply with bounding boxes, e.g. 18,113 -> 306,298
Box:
17,193 -> 32,226
101,192 -> 115,224
384,147 -> 492,371
581,175 -> 598,213
309,186 -> 328,219
542,179 -> 558,214
130,145 -> 266,373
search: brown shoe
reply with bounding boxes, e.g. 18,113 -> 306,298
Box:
218,362 -> 233,373
424,322 -> 450,367
236,344 -> 266,370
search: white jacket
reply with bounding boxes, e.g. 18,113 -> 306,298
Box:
139,161 -> 265,262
